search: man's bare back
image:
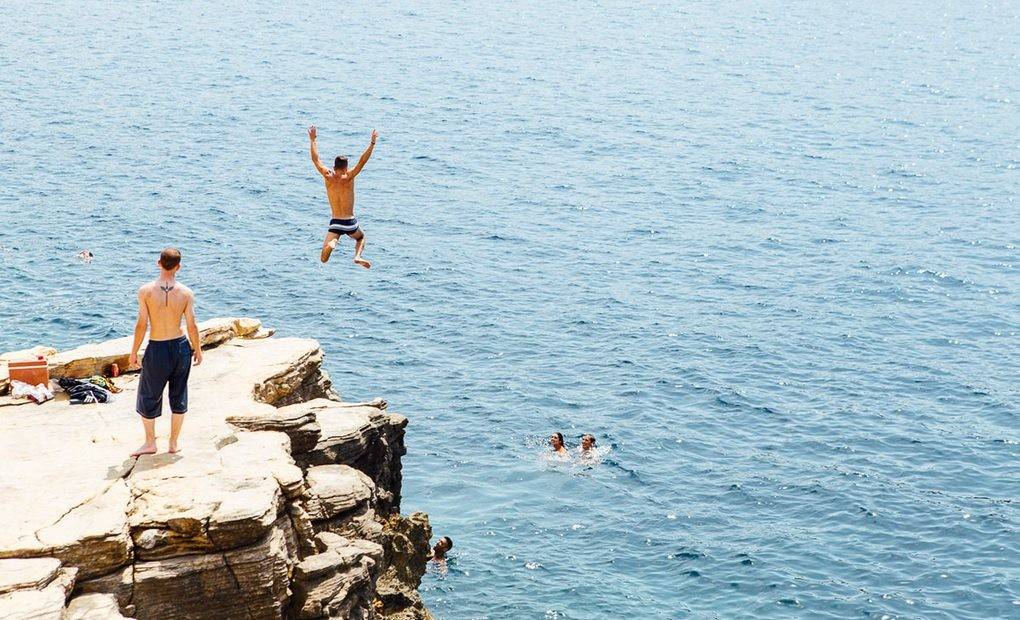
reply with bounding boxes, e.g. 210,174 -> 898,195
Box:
323,171 -> 357,219
138,280 -> 194,341
309,126 -> 377,268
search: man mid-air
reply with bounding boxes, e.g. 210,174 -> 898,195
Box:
309,125 -> 377,268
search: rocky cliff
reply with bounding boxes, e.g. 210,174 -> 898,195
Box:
0,319 -> 433,620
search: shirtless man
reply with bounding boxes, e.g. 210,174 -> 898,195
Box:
578,434 -> 598,462
431,536 -> 453,562
127,247 -> 203,457
309,125 -> 377,268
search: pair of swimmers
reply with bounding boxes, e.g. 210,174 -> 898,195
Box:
549,432 -> 598,460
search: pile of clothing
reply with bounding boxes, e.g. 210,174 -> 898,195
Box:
57,377 -> 116,405
10,380 -> 55,404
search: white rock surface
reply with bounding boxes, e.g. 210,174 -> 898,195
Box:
0,322 -> 429,619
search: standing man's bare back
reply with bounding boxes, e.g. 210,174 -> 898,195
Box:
138,280 -> 195,342
309,125 -> 378,268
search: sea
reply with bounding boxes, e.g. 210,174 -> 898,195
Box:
0,1 -> 1017,618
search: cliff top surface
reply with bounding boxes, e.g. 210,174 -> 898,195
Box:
0,319 -> 429,620
0,322 -> 319,556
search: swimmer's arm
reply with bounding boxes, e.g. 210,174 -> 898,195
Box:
128,288 -> 149,369
308,125 -> 330,177
348,129 -> 378,178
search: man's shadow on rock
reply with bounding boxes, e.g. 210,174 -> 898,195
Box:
106,453 -> 182,480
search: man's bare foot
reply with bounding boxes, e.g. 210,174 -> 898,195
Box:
168,442 -> 181,454
131,443 -> 157,458
354,257 -> 372,269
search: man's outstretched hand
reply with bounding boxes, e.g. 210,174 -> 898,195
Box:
370,129 -> 378,144
308,125 -> 317,141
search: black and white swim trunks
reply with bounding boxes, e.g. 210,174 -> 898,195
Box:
328,217 -> 360,235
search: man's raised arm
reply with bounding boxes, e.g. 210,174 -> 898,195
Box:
348,129 -> 378,178
308,125 -> 330,177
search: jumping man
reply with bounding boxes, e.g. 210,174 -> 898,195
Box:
309,125 -> 377,268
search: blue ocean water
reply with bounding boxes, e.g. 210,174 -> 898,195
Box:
1,1 -> 1018,617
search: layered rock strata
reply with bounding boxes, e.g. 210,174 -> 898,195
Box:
0,320 -> 432,619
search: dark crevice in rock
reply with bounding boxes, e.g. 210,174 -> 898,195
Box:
221,553 -> 256,620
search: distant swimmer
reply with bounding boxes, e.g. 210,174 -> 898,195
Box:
76,250 -> 93,263
549,432 -> 570,459
432,536 -> 453,562
308,125 -> 377,268
578,434 -> 597,460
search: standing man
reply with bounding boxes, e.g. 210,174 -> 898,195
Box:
308,125 -> 377,268
127,247 -> 202,457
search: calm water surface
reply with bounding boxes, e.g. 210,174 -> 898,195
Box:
1,1 -> 1018,618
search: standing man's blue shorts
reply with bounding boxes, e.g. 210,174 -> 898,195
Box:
136,336 -> 192,419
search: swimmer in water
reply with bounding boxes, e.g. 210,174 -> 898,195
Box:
578,434 -> 597,461
432,536 -> 453,562
76,250 -> 93,263
308,125 -> 377,268
549,432 -> 570,458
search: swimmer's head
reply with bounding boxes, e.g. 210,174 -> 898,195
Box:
334,156 -> 348,171
158,247 -> 181,272
550,432 -> 565,450
581,434 -> 596,451
433,536 -> 453,558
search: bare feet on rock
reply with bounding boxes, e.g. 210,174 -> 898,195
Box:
354,257 -> 372,269
131,443 -> 157,458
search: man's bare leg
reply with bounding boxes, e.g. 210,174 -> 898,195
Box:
131,417 -> 157,457
321,232 -> 341,263
352,230 -> 372,269
168,413 -> 185,453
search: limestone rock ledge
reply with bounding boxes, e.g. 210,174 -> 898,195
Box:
0,319 -> 432,620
